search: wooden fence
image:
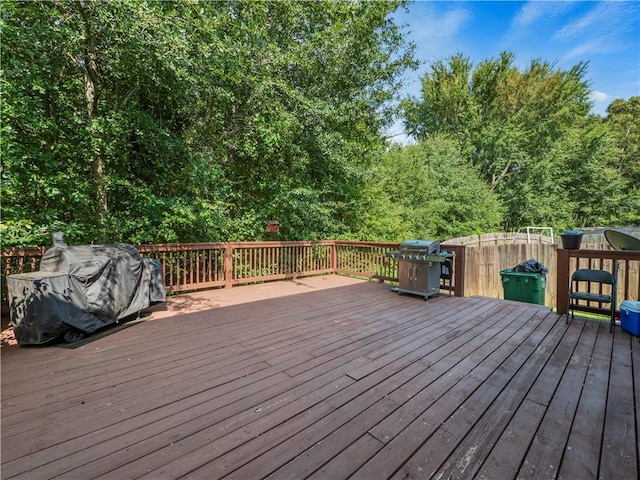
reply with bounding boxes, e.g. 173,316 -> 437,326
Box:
462,241 -> 639,308
447,232 -> 555,247
136,241 -> 338,291
464,242 -> 558,305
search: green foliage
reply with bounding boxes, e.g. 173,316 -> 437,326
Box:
606,97 -> 640,181
605,97 -> 640,225
3,2 -> 633,249
1,0 -> 416,247
401,52 -> 632,232
403,53 -> 477,141
358,135 -> 503,241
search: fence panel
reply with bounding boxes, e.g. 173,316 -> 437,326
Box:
462,242 -> 639,309
1,247 -> 48,313
460,243 -> 557,306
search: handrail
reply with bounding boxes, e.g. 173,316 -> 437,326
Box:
137,241 -> 336,291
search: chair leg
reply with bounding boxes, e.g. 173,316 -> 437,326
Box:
609,306 -> 615,333
611,262 -> 618,334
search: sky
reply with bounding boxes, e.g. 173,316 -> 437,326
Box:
388,0 -> 640,143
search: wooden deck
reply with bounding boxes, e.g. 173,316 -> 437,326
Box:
1,275 -> 638,480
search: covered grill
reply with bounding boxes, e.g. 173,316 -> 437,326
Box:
7,243 -> 166,345
387,239 -> 453,300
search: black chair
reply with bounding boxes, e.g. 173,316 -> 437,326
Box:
566,268 -> 617,332
440,258 -> 453,297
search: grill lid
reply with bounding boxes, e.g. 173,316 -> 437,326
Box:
399,239 -> 440,255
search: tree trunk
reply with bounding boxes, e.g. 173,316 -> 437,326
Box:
77,1 -> 108,235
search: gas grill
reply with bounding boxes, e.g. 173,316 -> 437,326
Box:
387,239 -> 453,300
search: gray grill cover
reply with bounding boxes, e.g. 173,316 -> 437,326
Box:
7,244 -> 165,345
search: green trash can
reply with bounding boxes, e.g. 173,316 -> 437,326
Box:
500,269 -> 546,305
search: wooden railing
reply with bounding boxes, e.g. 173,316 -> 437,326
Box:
1,241 -> 465,313
14,240 -> 636,317
137,241 -> 336,291
556,249 -> 640,316
334,241 -> 398,282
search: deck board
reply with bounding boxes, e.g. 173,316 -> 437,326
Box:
559,321 -> 612,479
1,275 -> 638,480
517,319 -> 598,479
602,329 -> 637,479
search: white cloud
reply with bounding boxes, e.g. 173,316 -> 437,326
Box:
510,1 -> 574,31
563,39 -> 606,60
396,3 -> 472,98
558,2 -> 639,60
513,2 -> 553,29
589,90 -> 611,116
502,1 -> 577,50
590,90 -> 610,103
554,1 -> 626,40
430,8 -> 471,42
409,4 -> 471,49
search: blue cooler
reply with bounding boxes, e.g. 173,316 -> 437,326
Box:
620,301 -> 640,337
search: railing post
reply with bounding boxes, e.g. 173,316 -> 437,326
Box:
224,243 -> 233,289
331,242 -> 338,274
454,246 -> 465,297
556,248 -> 569,315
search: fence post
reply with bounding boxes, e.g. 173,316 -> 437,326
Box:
454,246 -> 465,297
556,249 -> 569,314
224,243 -> 233,289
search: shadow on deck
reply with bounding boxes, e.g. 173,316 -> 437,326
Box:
1,275 -> 638,479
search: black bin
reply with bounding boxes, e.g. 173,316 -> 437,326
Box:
561,230 -> 582,250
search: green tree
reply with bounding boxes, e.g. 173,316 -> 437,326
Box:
1,0 -> 416,246
1,0 -> 231,245
197,0 -> 417,240
560,118 -> 629,227
401,52 -> 628,231
603,97 -> 640,225
606,97 -> 640,179
403,53 -> 477,142
359,135 -> 503,241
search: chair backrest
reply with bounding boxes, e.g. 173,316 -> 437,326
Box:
571,268 -> 615,286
